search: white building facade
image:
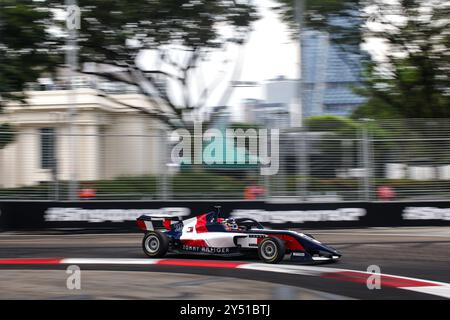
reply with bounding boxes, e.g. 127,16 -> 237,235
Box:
0,88 -> 165,189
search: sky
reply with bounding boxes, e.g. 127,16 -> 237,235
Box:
237,0 -> 298,84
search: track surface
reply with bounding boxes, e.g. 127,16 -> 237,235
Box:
0,227 -> 449,299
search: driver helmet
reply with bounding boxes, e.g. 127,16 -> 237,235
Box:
223,218 -> 239,231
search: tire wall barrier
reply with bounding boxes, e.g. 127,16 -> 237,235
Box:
1,201 -> 450,232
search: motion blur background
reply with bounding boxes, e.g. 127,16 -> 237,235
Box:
1,1 -> 450,301
0,0 -> 449,203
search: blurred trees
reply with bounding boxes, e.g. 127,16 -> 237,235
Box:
1,1 -> 257,130
0,0 -> 59,147
276,0 -> 449,199
353,0 -> 450,119
305,115 -> 394,179
49,0 -> 258,128
305,115 -> 359,179
275,0 -> 449,119
0,1 -> 58,108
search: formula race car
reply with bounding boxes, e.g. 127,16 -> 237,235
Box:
136,209 -> 341,264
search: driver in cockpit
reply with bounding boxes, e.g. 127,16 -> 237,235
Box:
222,218 -> 241,231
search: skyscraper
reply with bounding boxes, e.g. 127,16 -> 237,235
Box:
301,30 -> 366,117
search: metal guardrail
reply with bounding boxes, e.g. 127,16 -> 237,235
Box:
1,118 -> 450,201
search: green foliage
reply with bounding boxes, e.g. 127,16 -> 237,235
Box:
0,172 -> 248,200
305,115 -> 397,179
1,1 -> 257,128
0,1 -> 59,107
62,0 -> 258,127
305,116 -> 359,178
172,171 -> 246,196
306,115 -> 360,137
93,175 -> 158,197
4,174 -> 450,201
68,0 -> 257,61
352,1 -> 449,118
275,0 -> 449,119
92,171 -> 247,198
46,0 -> 258,78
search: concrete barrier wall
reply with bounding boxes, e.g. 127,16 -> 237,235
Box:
1,201 -> 450,232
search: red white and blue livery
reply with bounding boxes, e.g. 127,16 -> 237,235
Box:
136,208 -> 341,264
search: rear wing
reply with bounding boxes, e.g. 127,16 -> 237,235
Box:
136,215 -> 182,232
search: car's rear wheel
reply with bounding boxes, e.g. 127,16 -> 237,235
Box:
142,231 -> 169,258
257,237 -> 285,264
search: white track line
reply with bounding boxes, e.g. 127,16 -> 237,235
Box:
61,258 -> 162,265
405,286 -> 450,299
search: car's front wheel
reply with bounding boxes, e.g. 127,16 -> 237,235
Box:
257,237 -> 285,264
142,231 -> 169,258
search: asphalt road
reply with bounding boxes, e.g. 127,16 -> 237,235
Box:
0,227 -> 449,300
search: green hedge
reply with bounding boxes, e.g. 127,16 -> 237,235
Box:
2,173 -> 450,200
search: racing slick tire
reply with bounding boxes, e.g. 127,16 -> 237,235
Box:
142,231 -> 169,258
257,237 -> 286,264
